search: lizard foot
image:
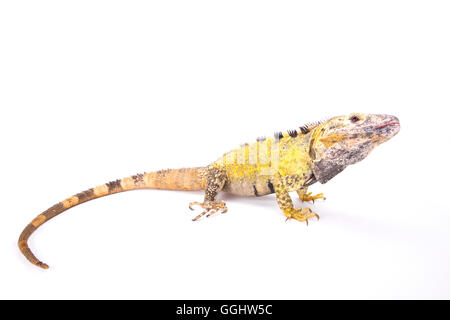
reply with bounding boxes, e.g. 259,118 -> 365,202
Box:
189,200 -> 228,221
298,191 -> 326,203
284,208 -> 319,225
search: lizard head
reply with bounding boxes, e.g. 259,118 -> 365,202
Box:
309,113 -> 400,184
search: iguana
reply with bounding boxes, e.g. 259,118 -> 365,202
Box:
18,113 -> 400,269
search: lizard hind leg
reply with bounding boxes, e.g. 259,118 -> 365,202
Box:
189,167 -> 228,221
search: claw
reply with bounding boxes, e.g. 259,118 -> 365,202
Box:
189,201 -> 202,211
189,200 -> 228,221
206,208 -> 218,218
284,207 -> 319,224
193,210 -> 207,221
298,191 -> 326,203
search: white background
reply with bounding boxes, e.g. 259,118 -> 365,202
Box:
1,0 -> 449,299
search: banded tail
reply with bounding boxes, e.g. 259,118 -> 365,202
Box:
18,167 -> 206,269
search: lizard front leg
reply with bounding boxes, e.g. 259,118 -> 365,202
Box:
273,179 -> 319,225
296,187 -> 326,203
189,167 -> 228,221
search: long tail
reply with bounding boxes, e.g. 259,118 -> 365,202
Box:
18,167 -> 207,269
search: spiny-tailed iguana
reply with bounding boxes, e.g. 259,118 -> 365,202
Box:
19,113 -> 400,269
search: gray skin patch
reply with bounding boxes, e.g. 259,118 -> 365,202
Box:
313,160 -> 346,184
313,139 -> 378,184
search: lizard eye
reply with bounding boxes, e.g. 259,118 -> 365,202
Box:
350,115 -> 360,123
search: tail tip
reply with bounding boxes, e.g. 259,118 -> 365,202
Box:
37,261 -> 49,269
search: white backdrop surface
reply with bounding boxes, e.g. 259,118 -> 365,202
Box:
0,1 -> 449,299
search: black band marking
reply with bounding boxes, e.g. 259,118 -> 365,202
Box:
267,181 -> 275,194
253,184 -> 259,197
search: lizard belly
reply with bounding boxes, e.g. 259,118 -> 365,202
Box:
223,177 -> 273,197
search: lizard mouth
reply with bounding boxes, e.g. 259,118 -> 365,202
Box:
373,117 -> 400,139
375,121 -> 400,130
